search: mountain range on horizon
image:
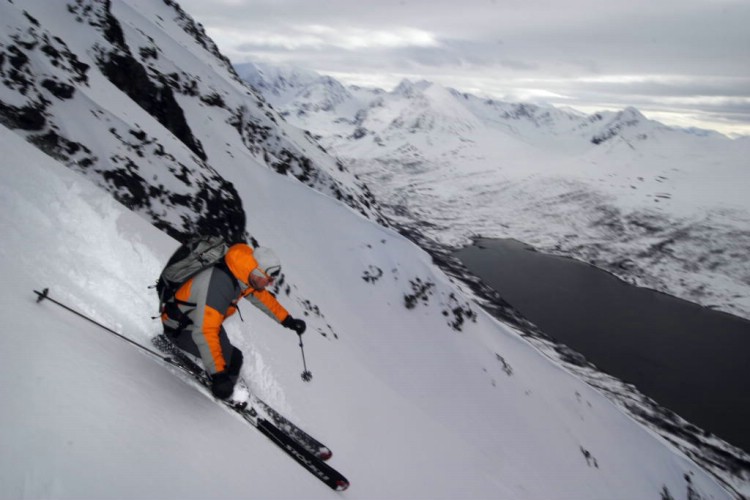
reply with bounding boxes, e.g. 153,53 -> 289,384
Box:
235,60 -> 738,142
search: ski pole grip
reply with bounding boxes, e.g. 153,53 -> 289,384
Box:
35,288 -> 49,303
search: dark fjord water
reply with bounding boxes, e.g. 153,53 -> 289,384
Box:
455,238 -> 750,453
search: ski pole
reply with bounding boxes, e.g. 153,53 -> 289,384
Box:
33,288 -> 171,363
298,333 -> 313,382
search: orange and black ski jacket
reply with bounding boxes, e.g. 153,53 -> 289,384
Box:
162,243 -> 289,374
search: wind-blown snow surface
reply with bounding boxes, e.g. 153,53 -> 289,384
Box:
237,63 -> 750,321
0,119 -> 734,497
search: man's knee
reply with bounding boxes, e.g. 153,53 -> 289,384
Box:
165,326 -> 203,359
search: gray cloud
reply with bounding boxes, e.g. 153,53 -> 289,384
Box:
178,0 -> 750,135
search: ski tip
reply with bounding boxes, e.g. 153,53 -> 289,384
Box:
319,448 -> 332,461
335,479 -> 349,492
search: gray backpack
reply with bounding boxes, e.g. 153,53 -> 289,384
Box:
156,235 -> 229,305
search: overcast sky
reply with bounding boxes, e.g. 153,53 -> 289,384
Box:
177,0 -> 750,136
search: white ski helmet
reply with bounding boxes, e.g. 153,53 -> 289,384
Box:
253,247 -> 282,279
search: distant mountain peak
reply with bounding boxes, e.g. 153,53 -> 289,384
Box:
620,106 -> 647,120
392,79 -> 433,97
590,107 -> 654,145
234,62 -> 322,98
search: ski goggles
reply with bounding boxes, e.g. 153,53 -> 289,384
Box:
264,265 -> 281,280
252,265 -> 281,282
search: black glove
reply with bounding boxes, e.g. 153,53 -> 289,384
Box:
282,316 -> 306,335
210,372 -> 234,400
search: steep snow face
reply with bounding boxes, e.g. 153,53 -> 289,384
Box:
0,104 -> 736,500
0,130 -> 335,500
0,0 -> 386,244
240,64 -> 750,321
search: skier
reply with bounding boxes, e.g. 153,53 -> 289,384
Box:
160,242 -> 307,400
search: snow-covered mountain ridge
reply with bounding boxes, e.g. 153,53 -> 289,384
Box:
0,0 -> 385,244
237,62 -> 750,321
1,1 -> 748,498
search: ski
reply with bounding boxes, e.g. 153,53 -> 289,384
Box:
254,398 -> 333,461
235,408 -> 349,492
152,335 -> 332,461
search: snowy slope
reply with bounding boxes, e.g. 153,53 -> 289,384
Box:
0,1 -> 747,498
0,100 -> 737,498
239,63 -> 750,321
0,130 -> 338,500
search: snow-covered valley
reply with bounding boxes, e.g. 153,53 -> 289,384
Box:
237,62 -> 750,322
